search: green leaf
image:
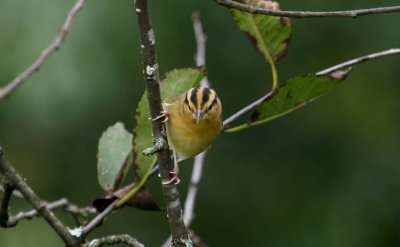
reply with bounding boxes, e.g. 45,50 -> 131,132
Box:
159,68 -> 207,100
253,74 -> 345,124
225,72 -> 350,133
133,68 -> 207,177
97,122 -> 133,193
231,8 -> 292,62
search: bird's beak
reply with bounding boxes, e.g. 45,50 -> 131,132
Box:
195,110 -> 204,124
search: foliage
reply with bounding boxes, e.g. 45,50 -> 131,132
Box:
1,0 -> 399,246
97,122 -> 133,193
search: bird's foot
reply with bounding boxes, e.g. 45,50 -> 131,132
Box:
161,152 -> 180,185
151,111 -> 169,122
161,171 -> 180,185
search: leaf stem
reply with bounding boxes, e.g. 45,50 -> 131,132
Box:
270,58 -> 279,90
115,161 -> 155,207
246,13 -> 279,89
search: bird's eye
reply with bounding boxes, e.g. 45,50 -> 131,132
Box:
208,105 -> 213,111
186,103 -> 195,113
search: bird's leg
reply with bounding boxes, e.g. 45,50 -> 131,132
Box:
161,151 -> 180,185
151,111 -> 169,122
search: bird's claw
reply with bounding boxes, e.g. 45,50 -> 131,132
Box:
150,111 -> 169,122
160,155 -> 180,185
161,172 -> 180,185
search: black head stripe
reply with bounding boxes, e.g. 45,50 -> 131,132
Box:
184,93 -> 190,106
190,87 -> 199,108
201,88 -> 210,108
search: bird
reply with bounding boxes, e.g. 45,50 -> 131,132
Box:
154,86 -> 223,184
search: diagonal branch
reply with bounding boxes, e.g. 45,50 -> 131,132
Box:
0,0 -> 86,100
82,199 -> 117,235
0,147 -> 81,246
316,48 -> 400,75
134,0 -> 191,246
223,90 -> 275,128
216,0 -> 400,18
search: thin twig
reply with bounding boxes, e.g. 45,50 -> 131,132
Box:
0,184 -> 23,198
0,0 -> 86,100
82,180 -> 147,236
185,12 -> 209,227
82,200 -> 117,235
223,90 -> 275,128
192,12 -> 209,88
134,0 -> 190,246
317,48 -> 400,75
5,198 -> 96,227
0,147 -> 80,246
223,48 -> 400,129
216,0 -> 400,18
83,234 -> 145,247
184,151 -> 207,226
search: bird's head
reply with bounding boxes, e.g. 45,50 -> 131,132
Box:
183,86 -> 222,124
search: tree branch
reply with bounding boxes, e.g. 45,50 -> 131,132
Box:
223,90 -> 275,128
134,0 -> 190,246
0,183 -> 23,198
83,234 -> 145,247
0,179 -> 15,227
223,48 -> 400,129
82,199 -> 117,235
0,147 -> 81,246
0,0 -> 86,100
316,48 -> 400,75
215,0 -> 400,18
3,198 -> 96,227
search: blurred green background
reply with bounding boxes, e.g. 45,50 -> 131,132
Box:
1,0 -> 400,246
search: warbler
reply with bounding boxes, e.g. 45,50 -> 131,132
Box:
156,86 -> 222,184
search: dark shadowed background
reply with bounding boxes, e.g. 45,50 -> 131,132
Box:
1,0 -> 400,246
